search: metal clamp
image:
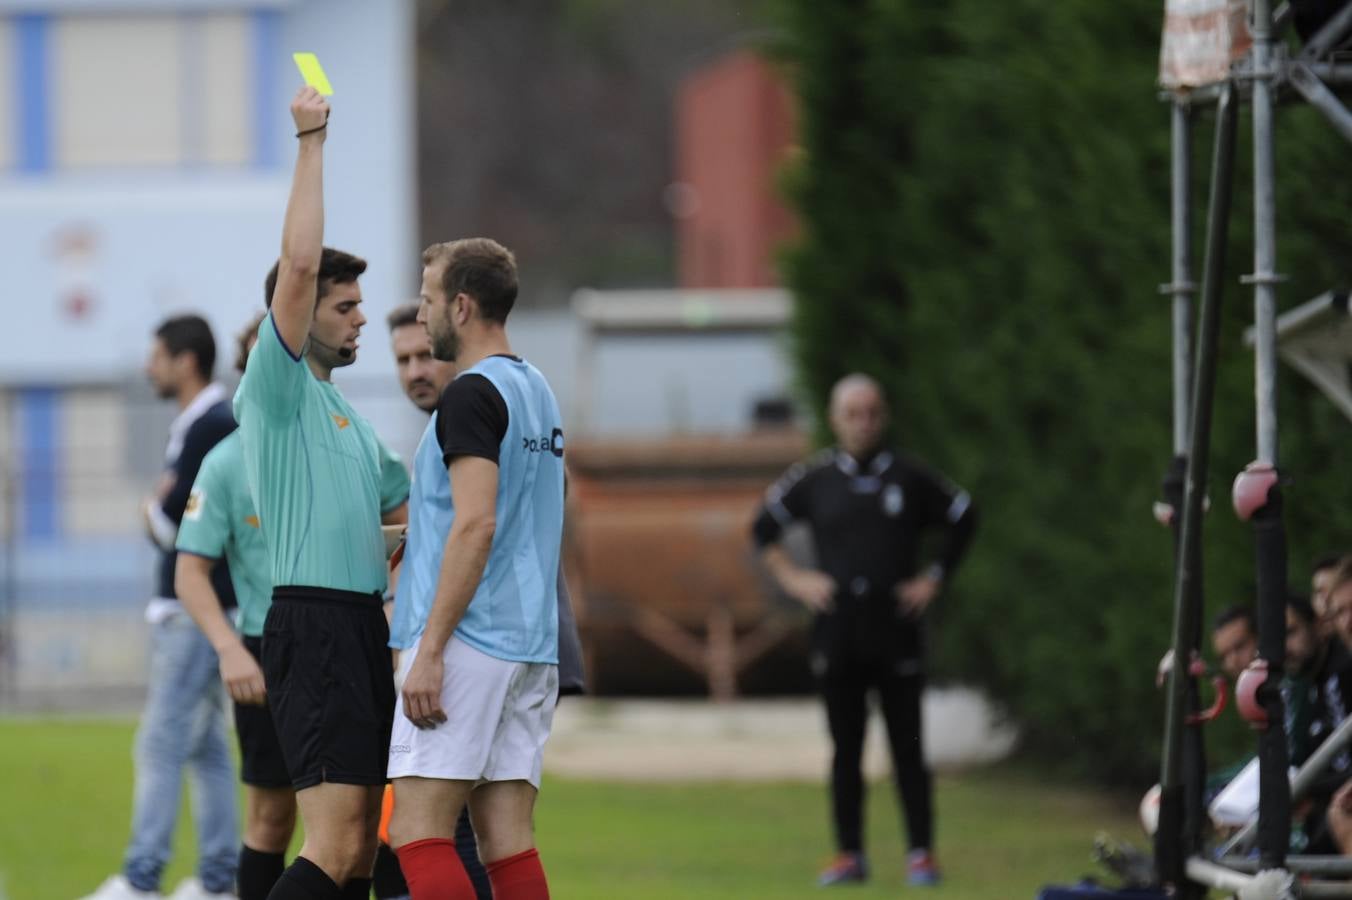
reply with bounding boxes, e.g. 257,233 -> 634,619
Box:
1158,280 -> 1199,296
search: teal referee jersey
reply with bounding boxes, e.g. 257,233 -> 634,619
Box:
233,314 -> 409,594
176,431 -> 272,636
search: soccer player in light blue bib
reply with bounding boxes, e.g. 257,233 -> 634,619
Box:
385,239 -> 563,899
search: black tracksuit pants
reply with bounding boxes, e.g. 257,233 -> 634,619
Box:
816,606 -> 932,855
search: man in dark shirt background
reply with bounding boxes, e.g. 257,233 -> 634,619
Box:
752,373 -> 976,890
82,314 -> 241,900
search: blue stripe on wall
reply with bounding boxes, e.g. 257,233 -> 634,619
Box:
15,13 -> 51,172
18,388 -> 61,539
252,9 -> 282,168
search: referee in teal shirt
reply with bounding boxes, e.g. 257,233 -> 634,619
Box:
232,87 -> 409,900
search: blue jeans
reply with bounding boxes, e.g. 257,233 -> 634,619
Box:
123,610 -> 239,893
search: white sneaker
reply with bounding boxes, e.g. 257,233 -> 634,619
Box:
167,879 -> 236,900
77,875 -> 163,900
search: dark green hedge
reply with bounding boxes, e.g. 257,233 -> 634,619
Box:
769,0 -> 1352,782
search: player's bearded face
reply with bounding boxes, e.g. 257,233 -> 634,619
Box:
427,298 -> 460,362
430,318 -> 459,362
421,264 -> 459,362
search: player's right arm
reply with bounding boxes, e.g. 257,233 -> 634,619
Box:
751,462 -> 836,612
236,89 -> 330,421
175,448 -> 265,704
175,554 -> 266,705
270,87 -> 330,357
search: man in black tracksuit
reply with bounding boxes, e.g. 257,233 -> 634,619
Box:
752,374 -> 976,888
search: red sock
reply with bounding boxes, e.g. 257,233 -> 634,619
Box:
395,838 -> 475,900
486,848 -> 549,900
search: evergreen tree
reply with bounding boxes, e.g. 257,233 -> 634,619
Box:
770,0 -> 1352,781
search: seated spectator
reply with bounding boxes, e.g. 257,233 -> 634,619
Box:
1313,554 -> 1346,642
1213,605 -> 1259,681
1314,559 -> 1352,852
1286,595 -> 1324,768
1326,779 -> 1352,855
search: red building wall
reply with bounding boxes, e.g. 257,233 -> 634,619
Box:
675,52 -> 797,288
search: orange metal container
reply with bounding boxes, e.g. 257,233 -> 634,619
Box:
564,431 -> 814,698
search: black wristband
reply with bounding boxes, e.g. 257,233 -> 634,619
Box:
295,123 -> 327,138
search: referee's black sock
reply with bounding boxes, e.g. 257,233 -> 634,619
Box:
455,810 -> 493,900
340,877 -> 372,899
239,846 -> 286,900
266,857 -> 343,900
371,843 -> 409,899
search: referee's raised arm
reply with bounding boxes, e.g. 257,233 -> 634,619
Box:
271,87 -> 330,357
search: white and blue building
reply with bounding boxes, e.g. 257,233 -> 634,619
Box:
0,0 -> 415,700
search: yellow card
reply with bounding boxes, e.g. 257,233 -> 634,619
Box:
292,52 -> 334,96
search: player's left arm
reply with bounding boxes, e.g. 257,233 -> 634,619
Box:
376,438 -> 410,525
401,455 -> 499,729
896,467 -> 978,614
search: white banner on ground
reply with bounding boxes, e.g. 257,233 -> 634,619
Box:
1160,0 -> 1253,89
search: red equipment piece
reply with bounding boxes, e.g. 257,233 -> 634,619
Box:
1232,461 -> 1278,521
1236,659 -> 1271,728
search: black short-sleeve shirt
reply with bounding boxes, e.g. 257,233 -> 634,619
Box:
436,370 -> 510,466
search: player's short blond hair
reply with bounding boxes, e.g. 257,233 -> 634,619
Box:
422,238 -> 518,323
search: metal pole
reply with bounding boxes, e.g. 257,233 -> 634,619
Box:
1288,63 -> 1352,146
1303,62 -> 1352,84
1299,0 -> 1352,59
1222,855 -> 1352,877
1251,0 -> 1281,467
1298,884 -> 1352,899
1156,83 -> 1238,896
1184,857 -> 1269,894
1167,98 -> 1211,861
1188,858 -> 1352,898
1170,101 -> 1196,454
1248,0 -> 1292,874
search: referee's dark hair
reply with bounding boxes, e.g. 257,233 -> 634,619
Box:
422,238 -> 518,324
385,301 -> 420,333
263,247 -> 367,309
154,314 -> 216,382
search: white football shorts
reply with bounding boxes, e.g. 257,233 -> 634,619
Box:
388,635 -> 558,788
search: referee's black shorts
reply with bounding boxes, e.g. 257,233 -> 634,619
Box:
234,635 -> 291,789
262,586 -> 395,791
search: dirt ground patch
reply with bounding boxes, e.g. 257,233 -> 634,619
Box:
544,687 -> 1018,781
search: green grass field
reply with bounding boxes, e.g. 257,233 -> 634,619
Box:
0,718 -> 1140,899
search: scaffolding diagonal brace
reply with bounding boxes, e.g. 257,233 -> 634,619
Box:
1299,0 -> 1352,60
1289,63 -> 1352,145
